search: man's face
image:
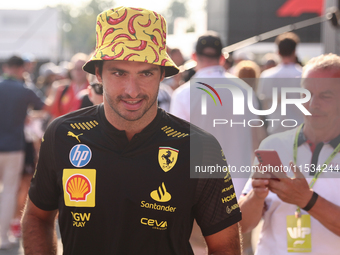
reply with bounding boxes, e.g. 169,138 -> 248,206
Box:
7,65 -> 25,80
302,69 -> 340,131
96,60 -> 164,122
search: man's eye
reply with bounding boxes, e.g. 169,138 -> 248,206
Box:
144,72 -> 153,76
321,94 -> 332,99
112,71 -> 124,76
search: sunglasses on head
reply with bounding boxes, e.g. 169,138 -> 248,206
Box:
90,83 -> 103,95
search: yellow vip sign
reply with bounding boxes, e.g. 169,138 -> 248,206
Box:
158,147 -> 179,172
287,215 -> 312,253
63,169 -> 96,207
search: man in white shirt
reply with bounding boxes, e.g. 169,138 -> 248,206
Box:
239,53 -> 340,255
257,32 -> 303,135
171,32 -> 261,198
170,32 -> 262,255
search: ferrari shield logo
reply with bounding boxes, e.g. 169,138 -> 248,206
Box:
158,147 -> 179,172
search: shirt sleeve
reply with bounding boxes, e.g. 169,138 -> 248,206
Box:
27,88 -> 45,110
192,133 -> 242,236
29,120 -> 60,211
169,85 -> 190,121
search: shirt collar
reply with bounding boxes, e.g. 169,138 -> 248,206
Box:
194,65 -> 225,78
297,124 -> 340,149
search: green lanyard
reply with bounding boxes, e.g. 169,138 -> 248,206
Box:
293,124 -> 340,217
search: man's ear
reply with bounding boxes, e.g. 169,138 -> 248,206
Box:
219,55 -> 225,66
192,52 -> 197,62
95,66 -> 103,83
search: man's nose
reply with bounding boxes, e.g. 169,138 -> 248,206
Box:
124,76 -> 141,98
307,95 -> 320,110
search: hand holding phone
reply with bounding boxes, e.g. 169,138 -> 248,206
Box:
254,149 -> 286,180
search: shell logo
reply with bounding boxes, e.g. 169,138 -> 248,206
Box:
66,174 -> 92,201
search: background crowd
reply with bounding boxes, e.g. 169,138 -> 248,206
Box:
0,27 -> 335,255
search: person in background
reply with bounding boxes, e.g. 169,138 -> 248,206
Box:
239,53 -> 340,255
163,48 -> 185,90
22,53 -> 38,86
260,53 -> 279,72
87,74 -> 103,106
0,56 -> 45,249
235,60 -> 261,92
47,53 -> 91,119
223,54 -> 234,73
170,31 -> 259,255
257,32 -> 303,135
234,59 -> 268,153
234,59 -> 267,255
10,54 -> 45,240
228,51 -> 255,75
36,62 -> 63,100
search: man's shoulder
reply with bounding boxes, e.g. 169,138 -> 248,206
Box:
260,65 -> 282,78
0,79 -> 36,98
47,105 -> 100,133
171,81 -> 190,99
164,110 -> 216,140
0,78 -> 23,87
260,64 -> 302,78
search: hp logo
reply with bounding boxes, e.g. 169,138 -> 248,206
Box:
69,144 -> 92,168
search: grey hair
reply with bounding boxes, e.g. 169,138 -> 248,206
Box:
302,53 -> 340,77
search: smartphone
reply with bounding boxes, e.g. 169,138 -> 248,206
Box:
254,149 -> 283,167
254,149 -> 285,180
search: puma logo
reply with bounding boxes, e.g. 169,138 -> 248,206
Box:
67,131 -> 83,143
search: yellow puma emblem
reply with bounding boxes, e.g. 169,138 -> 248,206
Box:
67,131 -> 83,143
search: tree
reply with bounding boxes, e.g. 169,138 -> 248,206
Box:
59,0 -> 115,57
164,0 -> 188,34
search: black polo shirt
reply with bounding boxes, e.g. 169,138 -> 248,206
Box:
29,105 -> 241,255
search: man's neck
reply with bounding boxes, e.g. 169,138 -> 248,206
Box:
280,55 -> 296,65
4,72 -> 20,81
195,61 -> 220,71
303,125 -> 340,144
104,103 -> 158,141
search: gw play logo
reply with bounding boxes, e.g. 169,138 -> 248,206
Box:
71,212 -> 91,227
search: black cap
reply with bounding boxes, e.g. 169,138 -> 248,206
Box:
195,33 -> 223,58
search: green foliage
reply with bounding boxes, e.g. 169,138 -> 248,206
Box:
59,0 -> 115,55
164,0 -> 188,34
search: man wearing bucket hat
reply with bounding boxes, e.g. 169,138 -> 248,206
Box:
22,7 -> 241,254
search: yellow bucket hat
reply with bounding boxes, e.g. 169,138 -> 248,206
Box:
83,6 -> 179,77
